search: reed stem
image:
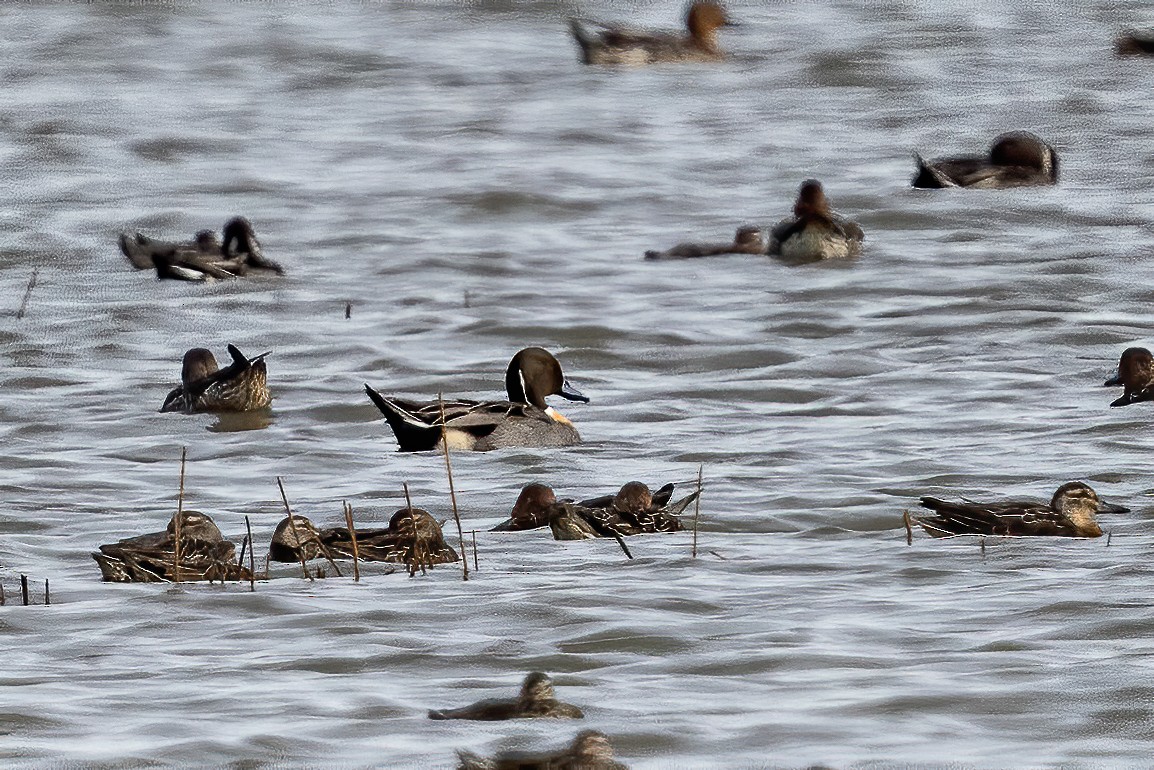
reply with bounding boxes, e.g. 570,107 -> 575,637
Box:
16,268 -> 37,320
438,394 -> 468,581
344,502 -> 361,582
245,515 -> 256,591
277,477 -> 313,581
403,482 -> 426,576
173,447 -> 187,584
692,464 -> 703,559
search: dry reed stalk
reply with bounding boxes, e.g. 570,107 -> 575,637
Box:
1,583 -> 5,605
903,510 -> 913,546
344,502 -> 361,582
438,394 -> 468,581
44,579 -> 50,606
277,477 -> 313,581
245,515 -> 256,592
16,268 -> 37,320
20,574 -> 29,606
471,530 -> 478,572
1107,532 -> 1112,547
402,482 -> 426,576
173,447 -> 187,584
979,536 -> 986,556
344,302 -> 352,319
612,533 -> 633,560
692,464 -> 703,559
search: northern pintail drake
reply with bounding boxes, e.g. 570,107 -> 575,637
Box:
364,347 -> 589,452
429,672 -> 584,721
912,132 -> 1059,189
1116,30 -> 1154,56
92,511 -> 253,583
768,180 -> 864,262
569,1 -> 734,66
1105,347 -> 1154,407
119,216 -> 285,281
457,730 -> 628,770
644,226 -> 765,260
270,508 -> 459,568
914,482 -> 1128,538
160,345 -> 271,413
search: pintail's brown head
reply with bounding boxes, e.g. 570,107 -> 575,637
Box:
686,1 -> 733,51
989,131 -> 1058,180
614,481 -> 653,514
1115,347 -> 1154,392
181,348 -> 219,385
511,483 -> 557,527
793,179 -> 832,221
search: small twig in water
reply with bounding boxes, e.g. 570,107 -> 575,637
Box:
44,579 -> 50,606
903,510 -> 913,546
344,502 -> 361,582
344,302 -> 352,319
692,464 -> 703,559
439,394 -> 468,582
245,515 -> 256,592
402,482 -> 426,576
20,574 -> 29,606
16,268 -> 38,320
174,447 -> 187,584
471,529 -> 479,572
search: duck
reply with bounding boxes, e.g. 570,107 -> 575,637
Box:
767,180 -> 864,262
644,225 -> 765,260
457,730 -> 628,770
92,510 -> 253,583
119,216 -> 285,281
569,1 -> 734,66
429,672 -> 584,721
491,483 -> 559,531
323,507 -> 461,567
494,482 -> 699,539
1104,347 -> 1154,407
911,131 -> 1059,189
159,345 -> 271,414
914,482 -> 1129,538
1116,30 -> 1154,56
268,514 -> 330,564
364,347 -> 589,452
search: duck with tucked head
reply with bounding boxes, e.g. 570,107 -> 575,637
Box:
768,180 -> 864,262
570,1 -> 735,66
325,506 -> 460,567
92,510 -> 253,583
644,225 -> 765,260
1116,30 -> 1154,56
493,481 -> 698,539
457,730 -> 628,770
160,345 -> 271,414
365,347 -> 589,452
119,216 -> 285,281
429,672 -> 584,721
912,131 -> 1059,189
914,482 -> 1128,538
1105,347 -> 1154,407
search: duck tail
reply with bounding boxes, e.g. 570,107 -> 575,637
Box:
568,18 -> 595,63
364,384 -> 441,451
911,153 -> 955,189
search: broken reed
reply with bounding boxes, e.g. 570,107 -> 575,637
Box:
173,447 -> 188,584
244,515 -> 256,591
402,482 -> 427,576
277,476 -> 313,581
344,501 -> 361,582
692,464 -> 703,559
903,510 -> 913,546
15,268 -> 37,320
438,394 -> 468,581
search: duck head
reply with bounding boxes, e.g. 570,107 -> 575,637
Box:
519,672 -> 556,703
1050,482 -> 1111,537
614,481 -> 653,514
1108,346 -> 1153,389
511,483 -> 558,528
793,179 -> 832,222
221,216 -> 262,259
181,348 -> 219,385
989,131 -> 1058,180
195,230 -> 221,253
686,1 -> 734,51
504,347 -> 589,417
165,510 -> 223,542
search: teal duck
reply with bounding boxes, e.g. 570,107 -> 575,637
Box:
92,510 -> 253,583
644,226 -> 765,260
570,1 -> 734,66
912,132 -> 1059,189
429,672 -> 584,721
1104,347 -> 1154,407
365,347 -> 589,452
915,482 -> 1128,538
768,180 -> 864,262
119,216 -> 285,281
160,345 -> 271,414
457,730 -> 628,770
270,508 -> 459,568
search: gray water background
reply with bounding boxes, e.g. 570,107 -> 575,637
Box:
3,0 -> 1154,767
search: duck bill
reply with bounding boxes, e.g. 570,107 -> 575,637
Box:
558,379 -> 589,403
1103,370 -> 1121,387
1097,500 -> 1130,514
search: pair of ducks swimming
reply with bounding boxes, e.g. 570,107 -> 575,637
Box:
646,133 -> 1058,262
120,216 -> 285,282
428,672 -> 626,770
494,481 -> 698,541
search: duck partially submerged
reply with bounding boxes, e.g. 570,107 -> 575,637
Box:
1116,30 -> 1154,56
768,180 -> 864,262
644,226 -> 765,260
365,347 -> 589,452
570,1 -> 734,66
92,510 -> 253,583
270,508 -> 459,569
912,132 -> 1059,189
120,216 -> 284,281
429,672 -> 584,721
493,482 -> 698,539
160,345 -> 271,413
457,730 -> 628,770
914,482 -> 1128,538
1104,347 -> 1154,407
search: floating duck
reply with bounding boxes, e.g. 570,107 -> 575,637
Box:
569,1 -> 734,66
429,672 -> 584,721
160,345 -> 271,413
914,482 -> 1128,538
768,180 -> 864,262
92,511 -> 252,583
912,132 -> 1059,189
119,216 -> 284,281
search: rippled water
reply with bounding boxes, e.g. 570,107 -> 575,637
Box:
4,1 -> 1154,766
